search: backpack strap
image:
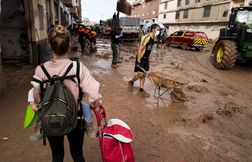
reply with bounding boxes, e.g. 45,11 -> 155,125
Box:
40,64 -> 52,80
75,60 -> 85,121
74,60 -> 84,100
63,62 -> 73,78
76,60 -> 81,84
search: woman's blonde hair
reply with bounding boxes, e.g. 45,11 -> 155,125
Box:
48,25 -> 70,56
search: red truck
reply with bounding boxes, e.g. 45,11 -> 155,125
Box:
166,30 -> 208,51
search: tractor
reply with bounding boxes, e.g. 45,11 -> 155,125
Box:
211,6 -> 252,70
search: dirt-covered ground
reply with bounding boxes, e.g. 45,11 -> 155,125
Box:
0,39 -> 252,162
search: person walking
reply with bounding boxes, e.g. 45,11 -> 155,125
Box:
29,25 -> 102,162
128,24 -> 160,97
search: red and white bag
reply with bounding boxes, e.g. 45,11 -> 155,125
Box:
92,106 -> 135,162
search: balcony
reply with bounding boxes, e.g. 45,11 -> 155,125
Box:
61,0 -> 75,8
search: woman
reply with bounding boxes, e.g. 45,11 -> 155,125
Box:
30,25 -> 102,162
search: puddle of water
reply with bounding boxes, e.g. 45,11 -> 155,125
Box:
148,101 -> 189,126
90,59 -> 111,75
122,76 -> 132,81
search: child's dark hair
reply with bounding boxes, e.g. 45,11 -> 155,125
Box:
48,25 -> 70,56
150,23 -> 160,31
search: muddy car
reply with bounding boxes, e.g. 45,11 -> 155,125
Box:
166,30 -> 208,51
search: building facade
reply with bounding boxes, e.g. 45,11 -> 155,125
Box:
131,0 -> 161,25
0,0 -> 82,95
0,0 -> 81,64
157,0 -> 245,39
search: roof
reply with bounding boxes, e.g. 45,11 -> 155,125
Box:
177,30 -> 205,33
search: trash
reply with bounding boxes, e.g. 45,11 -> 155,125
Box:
200,115 -> 214,123
187,85 -> 209,94
170,61 -> 179,68
2,137 -> 8,141
201,79 -> 208,83
216,103 -> 242,117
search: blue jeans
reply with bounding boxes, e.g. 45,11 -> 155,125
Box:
81,102 -> 92,122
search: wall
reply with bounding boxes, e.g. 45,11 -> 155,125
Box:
158,0 -> 177,23
59,1 -> 71,27
26,0 -> 50,64
0,43 -> 7,97
168,24 -> 226,39
175,1 -> 230,23
0,0 -> 28,61
158,0 -> 234,40
0,0 -> 7,96
132,0 -> 161,21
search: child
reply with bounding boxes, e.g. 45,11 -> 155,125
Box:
28,88 -> 43,141
28,89 -> 95,141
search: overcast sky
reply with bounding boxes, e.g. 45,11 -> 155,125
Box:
81,0 -> 118,22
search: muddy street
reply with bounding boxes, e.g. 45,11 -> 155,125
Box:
0,39 -> 252,162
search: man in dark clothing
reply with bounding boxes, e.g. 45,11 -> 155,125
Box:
128,24 -> 160,97
111,28 -> 122,68
78,26 -> 85,52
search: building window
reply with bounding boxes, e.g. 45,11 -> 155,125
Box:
164,2 -> 168,9
195,0 -> 200,3
183,9 -> 189,19
223,10 -> 228,17
203,6 -> 211,17
177,0 -> 181,7
172,31 -> 184,36
153,10 -> 156,14
175,11 -> 180,19
163,14 -> 166,19
38,5 -> 44,30
185,0 -> 190,5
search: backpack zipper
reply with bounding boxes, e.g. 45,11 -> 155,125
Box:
44,114 -> 66,118
43,98 -> 73,113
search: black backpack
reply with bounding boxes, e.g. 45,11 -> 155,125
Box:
34,61 -> 82,137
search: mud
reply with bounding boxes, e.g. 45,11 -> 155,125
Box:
216,102 -> 243,117
0,39 -> 252,162
187,85 -> 209,94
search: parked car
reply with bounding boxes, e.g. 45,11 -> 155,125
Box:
166,30 -> 208,51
